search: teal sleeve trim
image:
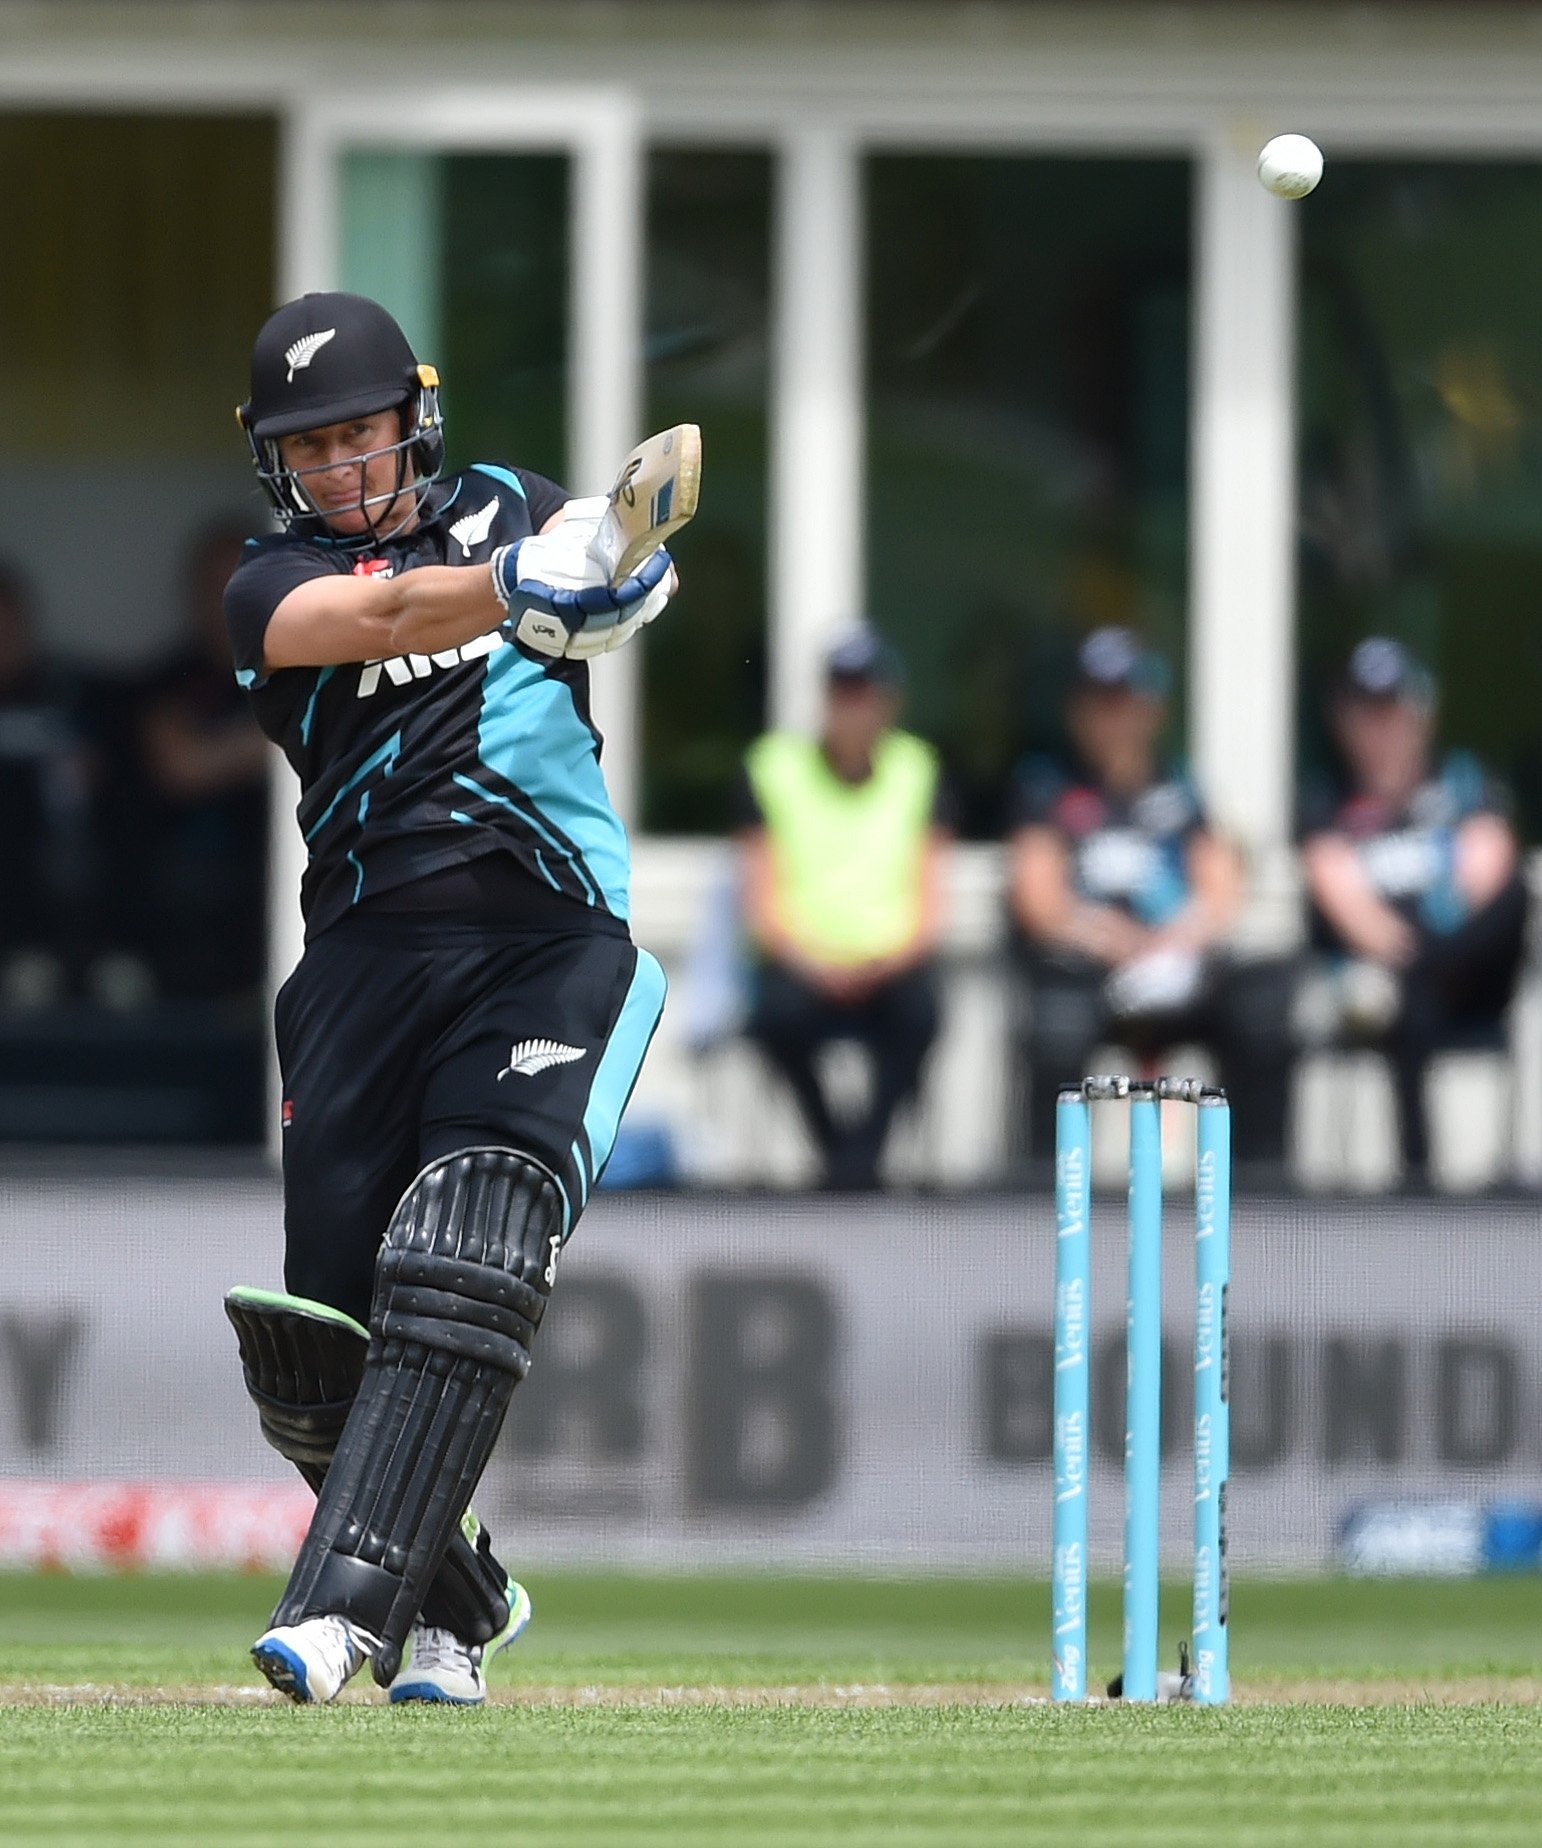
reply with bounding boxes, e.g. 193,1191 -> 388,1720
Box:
471,463 -> 529,501
299,666 -> 335,745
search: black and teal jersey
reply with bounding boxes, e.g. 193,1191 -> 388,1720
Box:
1007,754 -> 1207,927
1298,750 -> 1514,938
224,463 -> 631,941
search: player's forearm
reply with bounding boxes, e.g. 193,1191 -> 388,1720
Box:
1324,894 -> 1414,964
1060,903 -> 1152,963
741,831 -> 826,974
1016,878 -> 1107,955
1161,832 -> 1242,949
1454,813 -> 1518,909
1152,895 -> 1229,954
385,565 -> 506,654
1008,829 -> 1079,944
1304,840 -> 1415,964
264,565 -> 506,671
745,879 -> 810,968
1012,853 -> 1142,960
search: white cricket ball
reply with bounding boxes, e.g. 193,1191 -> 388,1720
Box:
1257,134 -> 1323,200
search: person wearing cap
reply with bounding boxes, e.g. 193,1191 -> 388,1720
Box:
737,629 -> 951,1189
1006,626 -> 1296,1172
1299,637 -> 1528,1183
220,293 -> 679,1707
0,561 -> 94,1005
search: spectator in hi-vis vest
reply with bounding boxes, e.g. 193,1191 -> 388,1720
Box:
737,630 -> 952,1189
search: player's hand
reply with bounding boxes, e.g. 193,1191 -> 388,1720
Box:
490,513 -> 676,660
1071,904 -> 1150,967
563,547 -> 676,658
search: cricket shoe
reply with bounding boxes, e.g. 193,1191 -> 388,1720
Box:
251,1614 -> 377,1704
389,1579 -> 533,1706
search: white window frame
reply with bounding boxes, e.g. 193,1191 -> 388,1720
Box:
9,15 -> 1542,1173
772,117 -> 1287,854
282,87 -> 644,773
265,86 -> 643,1063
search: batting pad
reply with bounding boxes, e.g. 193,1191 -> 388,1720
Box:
225,1287 -> 368,1486
226,1285 -> 520,1650
266,1147 -> 562,1683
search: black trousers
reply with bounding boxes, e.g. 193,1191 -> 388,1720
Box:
746,958 -> 941,1189
1375,876 -> 1529,1177
276,911 -> 665,1326
1013,944 -> 1299,1169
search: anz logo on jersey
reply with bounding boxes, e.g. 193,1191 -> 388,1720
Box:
356,629 -> 507,698
346,557 -> 511,696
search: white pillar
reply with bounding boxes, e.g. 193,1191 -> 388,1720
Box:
1189,131 -> 1298,856
572,111 -> 644,824
261,105 -> 338,1161
770,127 -> 864,734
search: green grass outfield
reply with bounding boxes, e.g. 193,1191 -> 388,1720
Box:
1,1572 -> 1539,1845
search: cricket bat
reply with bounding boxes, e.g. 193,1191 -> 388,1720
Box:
588,423 -> 702,585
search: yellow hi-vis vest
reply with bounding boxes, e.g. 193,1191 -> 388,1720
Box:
746,729 -> 939,965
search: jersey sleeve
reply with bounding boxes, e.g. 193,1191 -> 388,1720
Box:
514,468 -> 568,531
1170,769 -> 1210,838
1295,774 -> 1345,842
1005,755 -> 1069,832
1445,750 -> 1515,824
223,542 -> 338,688
463,463 -> 568,533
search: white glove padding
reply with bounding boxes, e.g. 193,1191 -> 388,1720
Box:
490,498 -> 677,661
1103,947 -> 1207,1021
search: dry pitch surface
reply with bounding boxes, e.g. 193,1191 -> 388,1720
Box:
1,1572 -> 1539,1844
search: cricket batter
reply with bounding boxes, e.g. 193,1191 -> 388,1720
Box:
220,292 -> 672,1704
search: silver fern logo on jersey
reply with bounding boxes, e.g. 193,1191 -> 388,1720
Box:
450,498 -> 500,558
497,1039 -> 586,1081
284,328 -> 336,382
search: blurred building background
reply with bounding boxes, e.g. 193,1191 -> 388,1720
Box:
5,0 -> 1542,1188
8,0 -> 1542,1580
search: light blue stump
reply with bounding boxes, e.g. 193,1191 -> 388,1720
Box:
1123,1087 -> 1163,1701
1192,1097 -> 1231,1704
1052,1088 -> 1092,1702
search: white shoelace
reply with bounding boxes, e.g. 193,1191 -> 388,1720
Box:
410,1625 -> 478,1674
314,1616 -> 370,1683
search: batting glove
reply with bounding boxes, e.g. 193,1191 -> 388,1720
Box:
491,508 -> 676,661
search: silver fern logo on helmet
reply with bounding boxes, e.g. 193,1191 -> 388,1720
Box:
284,328 -> 336,382
497,1039 -> 586,1081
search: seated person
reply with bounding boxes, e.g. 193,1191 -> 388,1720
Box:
1299,637 -> 1528,1185
127,522 -> 272,998
0,561 -> 93,1003
738,629 -> 951,1189
1006,627 -> 1295,1173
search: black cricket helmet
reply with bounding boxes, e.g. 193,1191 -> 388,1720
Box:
237,291 -> 445,547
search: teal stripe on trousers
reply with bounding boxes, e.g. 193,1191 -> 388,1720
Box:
572,949 -> 668,1208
